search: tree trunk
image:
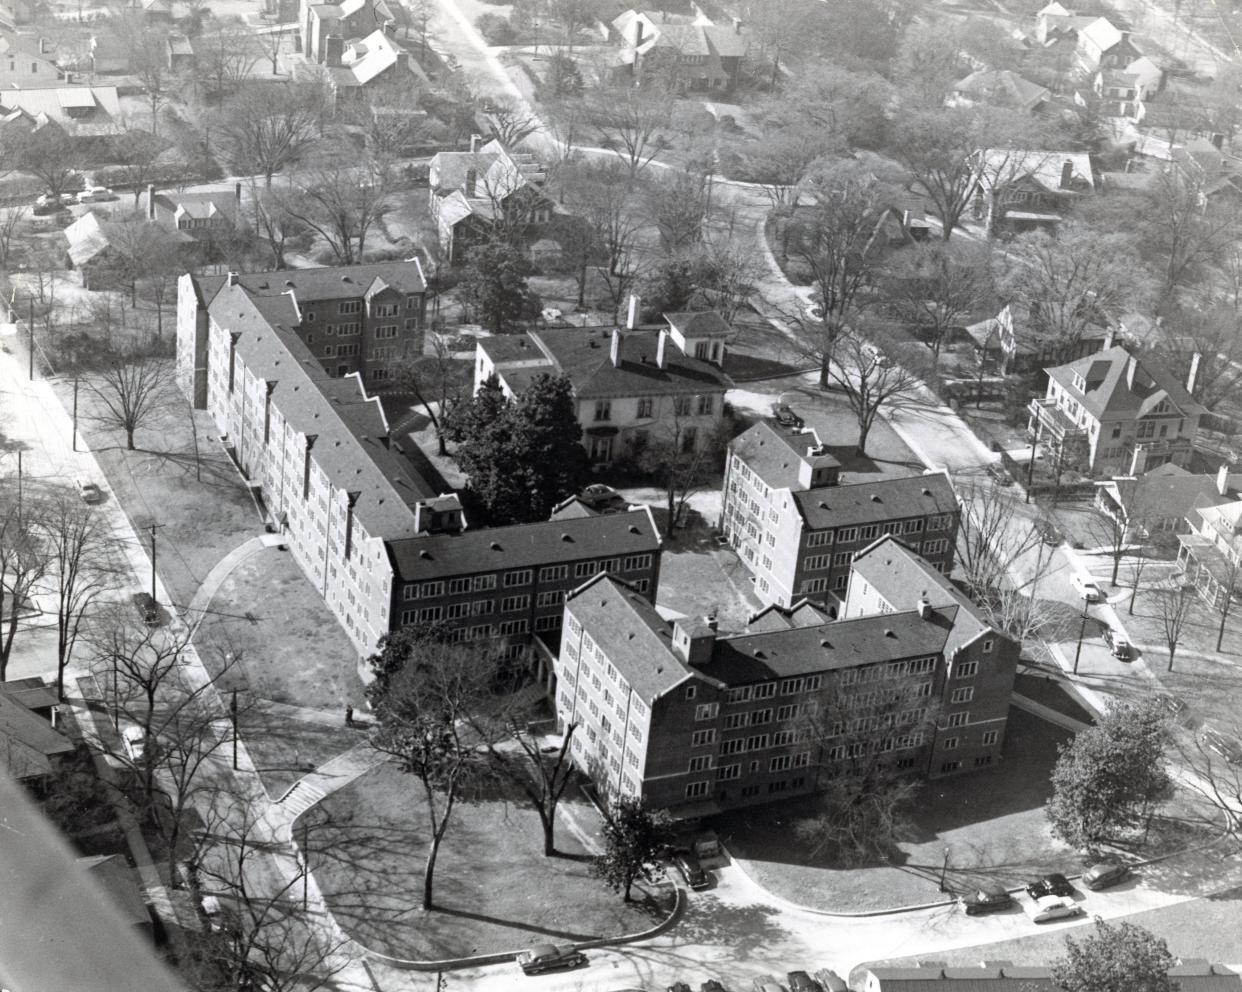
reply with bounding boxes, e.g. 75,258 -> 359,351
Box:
818,352 -> 829,389
856,419 -> 871,456
126,428 -> 136,450
422,834 -> 441,910
1167,645 -> 1176,672
1111,552 -> 1121,586
623,874 -> 633,902
539,806 -> 556,856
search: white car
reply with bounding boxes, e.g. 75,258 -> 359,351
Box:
1030,894 -> 1084,923
77,185 -> 116,203
121,725 -> 146,762
1071,574 -> 1103,603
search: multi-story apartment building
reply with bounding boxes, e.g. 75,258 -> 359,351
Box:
474,301 -> 733,465
554,536 -> 1018,815
177,260 -> 428,408
181,272 -> 661,659
721,421 -> 959,609
1027,344 -> 1204,476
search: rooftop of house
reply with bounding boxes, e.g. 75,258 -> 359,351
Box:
1103,463 -> 1234,519
646,22 -> 748,59
219,260 -> 427,303
977,149 -> 1094,193
329,27 -> 402,87
76,855 -> 151,929
862,960 -> 1240,992
202,279 -> 438,539
0,676 -> 59,711
0,83 -> 121,136
952,69 -> 1050,108
482,322 -> 733,399
747,598 -> 836,632
791,472 -> 957,531
387,505 -> 661,583
0,688 -> 73,780
1099,68 -> 1139,87
664,310 -> 732,338
430,139 -> 544,200
152,189 -> 239,222
64,211 -> 193,267
729,421 -> 840,492
1047,344 -> 1206,420
848,535 -> 995,658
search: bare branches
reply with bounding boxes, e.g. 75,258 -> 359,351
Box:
215,83 -> 326,188
85,346 -> 175,451
825,326 -> 928,456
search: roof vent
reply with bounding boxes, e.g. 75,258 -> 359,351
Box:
922,488 -> 932,496
490,541 -> 502,550
753,649 -> 766,659
342,275 -> 352,282
589,339 -> 599,348
419,549 -> 431,559
820,639 -> 832,648
884,629 -> 896,638
561,533 -> 573,542
628,525 -> 639,534
818,501 -> 828,510
870,494 -> 881,502
284,280 -> 294,287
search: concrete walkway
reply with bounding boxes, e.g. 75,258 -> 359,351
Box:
185,533 -> 278,628
270,741 -> 390,827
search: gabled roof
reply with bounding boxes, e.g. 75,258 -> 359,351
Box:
77,855 -> 150,928
153,189 -> 238,223
388,505 -> 661,583
565,573 -> 689,704
728,421 -> 838,492
1077,16 -> 1122,52
0,84 -> 121,136
0,689 -> 73,780
64,211 -> 193,267
1046,345 -> 1206,420
335,27 -> 401,86
978,149 -> 1094,193
664,310 -> 732,338
225,260 -> 426,302
792,473 -> 957,531
1107,463 -> 1231,520
953,69 -> 1049,109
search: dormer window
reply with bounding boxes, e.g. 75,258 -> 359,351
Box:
1071,372 -> 1086,392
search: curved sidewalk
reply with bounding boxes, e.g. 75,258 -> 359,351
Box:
185,534 -> 276,628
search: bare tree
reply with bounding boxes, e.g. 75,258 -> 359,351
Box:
644,169 -> 709,256
477,717 -> 579,856
1157,584 -> 1195,672
0,479 -> 48,680
826,326 -> 928,456
215,82 -> 325,188
587,84 -> 672,176
112,131 -> 171,208
196,21 -> 263,102
632,416 -> 730,532
487,97 -> 541,148
726,122 -> 837,210
85,345 -> 175,451
257,22 -> 288,76
277,159 -> 388,264
393,333 -> 466,456
39,488 -> 122,700
7,125 -> 82,197
884,241 -> 992,366
1153,304 -> 1242,410
695,238 -> 764,324
371,638 -> 501,910
0,206 -> 27,268
1214,555 -> 1241,653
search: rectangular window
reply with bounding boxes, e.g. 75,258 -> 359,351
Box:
698,395 -> 714,415
982,730 -> 999,746
674,396 -> 692,416
805,554 -> 831,571
942,737 -> 959,750
956,661 -> 978,678
946,712 -> 968,728
637,397 -> 653,418
539,564 -> 569,582
536,590 -> 564,608
472,574 -> 496,591
922,539 -> 948,556
982,639 -> 994,654
375,324 -> 398,338
838,527 -> 859,543
726,686 -> 753,705
471,599 -> 494,616
770,754 -> 792,772
716,763 -> 741,781
338,300 -> 361,315
685,685 -> 697,701
691,728 -> 716,746
375,302 -> 399,317
688,755 -> 712,772
695,703 -> 719,721
749,708 -> 772,726
722,713 -> 747,730
951,687 -> 974,704
807,531 -> 832,548
623,554 -> 652,571
685,780 -> 710,799
575,561 -> 598,578
498,618 -> 529,635
974,755 -> 993,767
504,569 -> 532,587
746,734 -> 769,751
940,760 -> 962,774
501,595 -> 530,612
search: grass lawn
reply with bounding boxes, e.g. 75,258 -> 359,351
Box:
194,550 -> 365,713
239,707 -> 365,799
312,764 -> 673,960
655,523 -> 764,635
713,708 -> 1080,912
49,371 -> 264,611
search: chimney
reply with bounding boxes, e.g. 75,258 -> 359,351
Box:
39,36 -> 47,53
1212,132 -> 1225,151
672,617 -> 716,667
732,15 -> 741,33
916,597 -> 932,620
1218,464 -> 1232,497
465,167 -> 477,197
1187,351 -> 1202,396
634,18 -> 643,47
610,327 -> 623,367
325,33 -> 344,67
704,613 -> 718,632
226,271 -> 239,286
470,132 -> 481,153
626,293 -> 640,329
1060,159 -> 1074,189
146,183 -> 156,221
656,328 -> 669,369
235,181 -> 242,211
1103,326 -> 1115,350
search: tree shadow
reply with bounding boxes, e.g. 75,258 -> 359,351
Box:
667,898 -> 790,960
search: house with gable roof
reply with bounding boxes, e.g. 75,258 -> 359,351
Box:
1027,344 -> 1205,476
428,136 -> 552,263
611,7 -> 748,92
553,535 -> 1017,814
972,148 -> 1094,235
474,298 -> 733,465
1179,485 -> 1242,609
950,69 -> 1050,112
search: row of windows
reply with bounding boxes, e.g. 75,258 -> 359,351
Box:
402,555 -> 654,602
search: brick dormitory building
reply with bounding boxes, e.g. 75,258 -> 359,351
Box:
554,536 -> 1019,815
175,267 -> 662,660
721,421 -> 960,610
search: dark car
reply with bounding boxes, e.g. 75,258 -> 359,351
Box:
702,982 -> 727,992
669,984 -> 692,992
960,882 -> 1013,915
1025,872 -> 1074,900
132,591 -> 162,627
787,972 -> 823,992
517,944 -> 586,975
673,851 -> 710,889
1101,626 -> 1133,661
579,483 -> 628,513
771,403 -> 804,428
1082,858 -> 1130,891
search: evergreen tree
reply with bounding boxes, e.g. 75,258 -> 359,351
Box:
460,239 -> 541,333
591,795 -> 671,902
512,373 -> 587,521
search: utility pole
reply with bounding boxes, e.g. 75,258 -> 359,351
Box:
148,523 -> 165,603
1026,420 -> 1039,502
231,688 -> 239,771
1073,599 -> 1089,673
71,375 -> 79,452
27,297 -> 34,381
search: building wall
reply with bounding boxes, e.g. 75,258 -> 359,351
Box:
928,633 -> 1017,775
0,50 -> 59,86
175,273 -> 209,409
203,314 -> 392,655
291,284 -> 425,386
577,391 -> 725,464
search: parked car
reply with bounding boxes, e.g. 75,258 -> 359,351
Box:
960,882 -> 1013,915
1029,894 -> 1084,923
517,944 -> 587,975
771,403 -> 804,428
1203,729 -> 1242,765
1101,626 -> 1133,660
669,983 -> 692,992
35,191 -> 75,208
121,724 -> 146,762
702,981 -> 727,992
132,591 -> 161,627
579,483 -> 627,513
753,977 -> 788,992
673,851 -> 710,889
77,186 -> 116,203
813,972 -> 847,992
986,462 -> 1013,486
1071,574 -> 1104,603
76,478 -> 103,504
1025,872 -> 1074,900
1036,520 -> 1061,546
787,971 -> 823,992
1082,858 -> 1130,891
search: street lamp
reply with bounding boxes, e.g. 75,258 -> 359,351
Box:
1025,420 -> 1040,503
1073,596 -> 1090,674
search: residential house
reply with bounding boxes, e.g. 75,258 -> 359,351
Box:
553,537 -> 1017,815
0,83 -> 122,140
302,0 -> 406,62
1179,489 -> 1242,609
473,300 -> 733,465
76,855 -> 153,940
1125,54 -> 1163,98
178,260 -> 428,406
427,137 -> 551,263
962,301 -> 1111,376
860,961 -> 1241,992
0,32 -> 62,86
316,27 -> 411,102
177,272 -> 659,658
950,69 -> 1050,112
1089,68 -> 1144,121
618,16 -> 749,92
0,676 -> 61,725
165,32 -> 194,72
1096,462 -> 1238,538
0,683 -> 73,785
1027,344 -> 1205,476
1032,4 -> 1128,76
144,183 -> 243,246
64,211 -> 195,289
972,149 -> 1094,234
721,420 -> 959,608
125,0 -> 173,20
1173,137 -> 1242,198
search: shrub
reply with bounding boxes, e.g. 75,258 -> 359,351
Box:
476,12 -> 517,45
